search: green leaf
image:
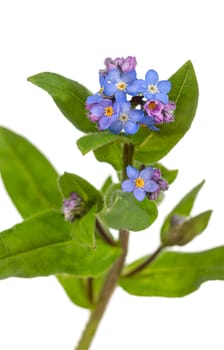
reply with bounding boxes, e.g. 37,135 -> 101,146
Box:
162,210 -> 212,246
72,204 -> 97,248
58,172 -> 103,211
57,275 -> 92,309
28,72 -> 96,133
94,142 -> 122,171
100,187 -> 158,231
77,132 -> 121,155
134,61 -> 199,163
160,180 -> 205,242
100,176 -> 113,194
0,211 -> 120,279
120,246 -> 224,297
0,127 -> 61,218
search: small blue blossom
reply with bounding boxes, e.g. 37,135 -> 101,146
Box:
103,69 -> 137,102
109,101 -> 144,135
122,165 -> 159,201
128,70 -> 171,104
87,99 -> 119,130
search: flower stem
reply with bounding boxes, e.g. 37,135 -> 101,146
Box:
95,217 -> 117,246
75,229 -> 129,350
123,244 -> 165,278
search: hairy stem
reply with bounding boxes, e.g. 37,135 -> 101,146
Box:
123,244 -> 165,278
95,217 -> 116,246
75,229 -> 129,350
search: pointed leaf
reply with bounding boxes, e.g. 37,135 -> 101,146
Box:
100,187 -> 158,231
0,127 -> 61,218
77,132 -> 120,155
28,72 -> 96,133
160,180 -> 205,242
0,211 -> 120,279
58,172 -> 103,211
72,204 -> 97,247
120,246 -> 224,297
135,61 -> 199,163
100,176 -> 113,194
57,275 -> 92,309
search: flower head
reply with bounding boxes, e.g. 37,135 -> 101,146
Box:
122,165 -> 159,201
144,100 -> 176,124
128,70 -> 171,104
62,192 -> 84,222
147,168 -> 169,200
103,69 -> 137,102
109,101 -> 144,135
104,56 -> 137,73
87,99 -> 119,130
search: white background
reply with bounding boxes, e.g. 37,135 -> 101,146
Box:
0,1 -> 224,349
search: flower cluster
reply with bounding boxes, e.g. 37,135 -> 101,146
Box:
122,165 -> 168,201
62,192 -> 84,222
86,56 -> 176,135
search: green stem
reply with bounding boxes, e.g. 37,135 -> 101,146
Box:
75,229 -> 129,350
75,142 -> 135,350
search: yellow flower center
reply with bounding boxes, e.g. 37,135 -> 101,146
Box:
148,84 -> 158,93
104,106 -> 114,117
99,87 -> 104,94
148,101 -> 157,110
116,81 -> 127,91
135,177 -> 145,188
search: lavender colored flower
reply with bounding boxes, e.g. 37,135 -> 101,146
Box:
103,68 -> 137,102
104,56 -> 137,73
62,192 -> 83,222
144,100 -> 176,124
147,168 -> 169,200
122,165 -> 159,201
87,99 -> 119,130
109,101 -> 144,135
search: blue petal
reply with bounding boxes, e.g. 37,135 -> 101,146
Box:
120,101 -> 131,114
90,105 -> 104,117
133,188 -> 146,201
154,93 -> 169,104
157,80 -> 171,93
109,120 -> 122,134
106,69 -> 121,83
115,91 -> 127,103
86,95 -> 103,104
121,70 -> 137,84
129,109 -> 144,122
124,121 -> 139,134
127,79 -> 146,95
122,179 -> 135,192
126,165 -> 138,180
104,81 -> 117,96
139,167 -> 154,180
145,70 -> 159,84
144,180 -> 159,192
98,116 -> 112,130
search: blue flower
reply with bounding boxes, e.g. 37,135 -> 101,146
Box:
109,101 -> 144,135
122,165 -> 159,201
128,70 -> 171,104
103,69 -> 137,102
88,99 -> 119,130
